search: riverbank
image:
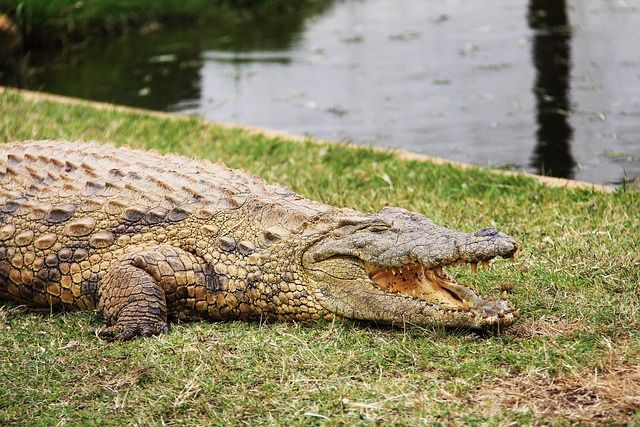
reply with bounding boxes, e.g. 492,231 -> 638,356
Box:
0,0 -> 327,63
1,88 -> 638,425
0,86 -> 616,193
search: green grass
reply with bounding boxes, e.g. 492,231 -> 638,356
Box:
0,88 -> 639,425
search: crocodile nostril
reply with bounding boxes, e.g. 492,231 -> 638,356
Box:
474,228 -> 499,237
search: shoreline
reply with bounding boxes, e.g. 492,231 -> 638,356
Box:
0,85 -> 615,193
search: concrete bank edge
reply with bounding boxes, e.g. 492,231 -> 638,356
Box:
1,86 -> 614,193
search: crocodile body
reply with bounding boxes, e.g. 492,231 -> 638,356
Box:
0,140 -> 518,340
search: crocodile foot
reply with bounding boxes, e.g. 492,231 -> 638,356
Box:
97,321 -> 170,342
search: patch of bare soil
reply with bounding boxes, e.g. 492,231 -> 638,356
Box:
471,365 -> 640,425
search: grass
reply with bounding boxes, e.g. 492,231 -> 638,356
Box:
0,88 -> 639,425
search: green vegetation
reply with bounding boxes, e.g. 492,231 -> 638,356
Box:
1,0 -> 327,47
0,89 -> 639,425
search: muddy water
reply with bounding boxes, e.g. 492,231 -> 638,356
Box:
8,0 -> 640,185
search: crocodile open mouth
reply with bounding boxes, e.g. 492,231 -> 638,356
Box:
365,257 -> 517,317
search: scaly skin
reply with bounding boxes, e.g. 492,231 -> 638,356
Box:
0,140 -> 519,340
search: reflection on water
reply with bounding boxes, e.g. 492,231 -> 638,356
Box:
529,0 -> 575,179
3,0 -> 639,186
2,11 -> 320,111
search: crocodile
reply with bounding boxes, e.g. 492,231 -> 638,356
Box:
0,140 -> 519,340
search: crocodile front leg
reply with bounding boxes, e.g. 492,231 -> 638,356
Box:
96,245 -> 213,341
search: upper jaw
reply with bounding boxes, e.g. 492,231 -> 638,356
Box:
308,208 -> 519,271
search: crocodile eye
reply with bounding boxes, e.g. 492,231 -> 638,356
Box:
366,224 -> 390,233
335,218 -> 390,235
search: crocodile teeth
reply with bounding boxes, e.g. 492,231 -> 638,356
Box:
370,271 -> 385,282
471,263 -> 478,275
500,291 -> 508,300
482,261 -> 489,270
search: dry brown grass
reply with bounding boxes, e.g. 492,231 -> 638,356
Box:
508,316 -> 586,339
498,319 -> 639,424
469,364 -> 640,425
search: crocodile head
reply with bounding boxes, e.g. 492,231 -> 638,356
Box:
302,207 -> 519,330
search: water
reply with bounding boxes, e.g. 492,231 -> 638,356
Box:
7,0 -> 640,186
